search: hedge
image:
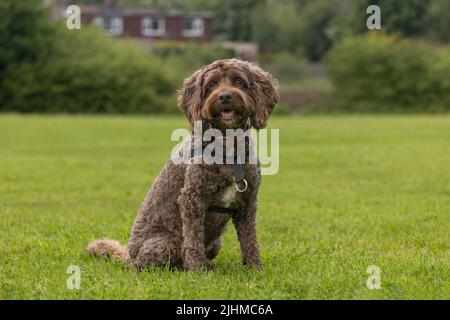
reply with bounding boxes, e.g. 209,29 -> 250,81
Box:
326,34 -> 450,111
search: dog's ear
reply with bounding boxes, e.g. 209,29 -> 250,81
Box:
247,64 -> 279,129
178,69 -> 203,125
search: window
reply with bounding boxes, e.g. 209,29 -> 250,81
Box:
182,18 -> 204,37
141,17 -> 165,36
93,16 -> 104,28
106,17 -> 123,35
92,16 -> 123,35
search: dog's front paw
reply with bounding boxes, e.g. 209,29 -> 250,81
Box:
183,257 -> 212,271
244,259 -> 264,271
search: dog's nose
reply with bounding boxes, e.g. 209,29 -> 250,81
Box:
218,92 -> 232,104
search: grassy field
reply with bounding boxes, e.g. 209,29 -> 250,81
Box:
0,114 -> 449,300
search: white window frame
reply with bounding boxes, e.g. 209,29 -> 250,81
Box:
107,17 -> 123,35
182,18 -> 204,37
93,16 -> 104,28
92,16 -> 123,35
141,17 -> 165,36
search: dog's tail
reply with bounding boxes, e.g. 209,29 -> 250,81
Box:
87,239 -> 129,262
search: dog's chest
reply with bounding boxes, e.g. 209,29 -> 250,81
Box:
220,185 -> 238,208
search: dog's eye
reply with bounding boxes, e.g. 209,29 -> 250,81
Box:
234,78 -> 247,88
206,81 -> 217,91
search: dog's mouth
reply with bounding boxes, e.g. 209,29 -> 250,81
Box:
220,107 -> 236,121
206,102 -> 249,129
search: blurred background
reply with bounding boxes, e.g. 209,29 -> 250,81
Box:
1,0 -> 449,114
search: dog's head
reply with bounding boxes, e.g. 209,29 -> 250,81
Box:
178,59 -> 279,130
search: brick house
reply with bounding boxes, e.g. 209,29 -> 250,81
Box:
53,0 -> 213,43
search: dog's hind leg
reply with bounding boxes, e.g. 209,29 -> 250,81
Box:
130,234 -> 182,270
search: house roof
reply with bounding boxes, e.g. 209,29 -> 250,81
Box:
53,4 -> 213,19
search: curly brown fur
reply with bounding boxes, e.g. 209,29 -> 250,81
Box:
87,58 -> 279,271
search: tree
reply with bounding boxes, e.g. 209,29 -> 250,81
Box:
0,0 -> 56,72
334,0 -> 432,38
427,0 -> 450,42
0,0 -> 57,111
295,0 -> 338,61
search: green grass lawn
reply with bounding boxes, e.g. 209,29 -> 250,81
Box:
0,114 -> 449,299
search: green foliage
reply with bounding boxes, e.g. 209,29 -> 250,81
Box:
153,41 -> 234,76
357,0 -> 431,37
330,0 -> 450,43
249,2 -> 282,53
294,0 -> 338,61
250,0 -> 337,61
0,0 -> 57,109
0,0 -> 178,113
260,52 -> 306,82
427,0 -> 450,42
0,0 -> 56,70
427,47 -> 450,108
326,34 -> 450,111
55,0 -> 450,61
5,0 -> 450,114
43,27 -> 176,113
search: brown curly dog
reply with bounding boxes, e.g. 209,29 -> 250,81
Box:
87,58 -> 279,271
